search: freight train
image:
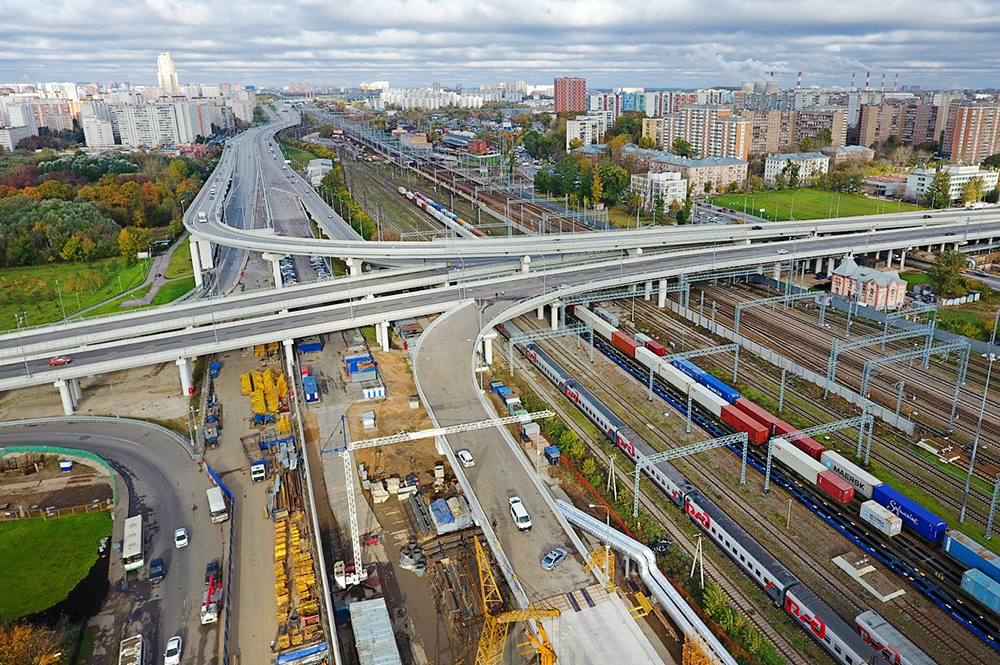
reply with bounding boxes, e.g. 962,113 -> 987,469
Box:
398,187 -> 487,237
499,319 -> 880,665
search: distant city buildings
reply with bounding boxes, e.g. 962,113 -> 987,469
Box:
157,53 -> 180,95
554,77 -> 587,113
905,163 -> 999,202
762,152 -> 830,186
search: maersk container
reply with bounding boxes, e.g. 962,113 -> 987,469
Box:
720,405 -> 768,444
699,373 -> 740,403
860,500 -> 902,537
634,346 -> 661,371
821,450 -> 883,499
871,484 -> 947,542
634,332 -> 652,345
817,471 -> 854,503
690,383 -> 727,419
732,398 -> 778,435
771,437 -> 827,485
945,530 -> 1000,584
645,340 -> 667,357
962,568 -> 1000,615
672,358 -> 705,382
612,331 -> 642,357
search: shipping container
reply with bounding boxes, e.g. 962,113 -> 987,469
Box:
657,362 -> 695,393
690,383 -> 727,418
672,358 -> 705,382
700,373 -> 740,403
612,331 -> 642,357
732,398 -> 779,435
771,437 -> 827,485
962,568 -> 1000,615
944,530 -> 1000,584
871,484 -> 947,542
817,471 -> 855,503
571,306 -> 618,340
721,405 -> 769,444
860,500 -> 902,537
820,450 -> 883,499
594,307 -> 619,328
634,346 -> 660,371
634,332 -> 652,345
645,340 -> 667,357
854,610 -> 938,665
788,436 -> 825,460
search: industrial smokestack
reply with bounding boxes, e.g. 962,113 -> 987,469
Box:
797,72 -> 802,88
880,73 -> 886,91
893,73 -> 899,91
851,72 -> 856,89
865,72 -> 870,90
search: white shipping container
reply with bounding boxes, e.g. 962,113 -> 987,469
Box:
573,306 -> 618,340
634,346 -> 661,371
691,383 -> 727,418
771,437 -> 827,485
657,362 -> 695,394
860,500 -> 902,537
634,332 -> 652,345
820,450 -> 883,498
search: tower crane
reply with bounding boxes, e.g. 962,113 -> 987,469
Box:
325,410 -> 554,585
474,536 -> 560,665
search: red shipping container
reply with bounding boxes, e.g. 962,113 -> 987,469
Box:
645,340 -> 667,356
817,470 -> 855,503
772,419 -> 796,436
612,331 -> 642,356
733,398 -> 779,435
721,405 -> 768,444
789,436 -> 825,460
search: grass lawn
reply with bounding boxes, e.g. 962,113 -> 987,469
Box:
901,272 -> 931,286
0,511 -> 112,622
709,189 -> 922,221
279,142 -> 318,170
164,236 -> 193,279
151,277 -> 196,305
0,259 -> 150,332
82,286 -> 153,318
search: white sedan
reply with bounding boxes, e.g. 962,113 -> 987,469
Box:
173,527 -> 189,549
164,636 -> 182,665
456,450 -> 475,468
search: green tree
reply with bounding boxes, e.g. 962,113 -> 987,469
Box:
118,226 -> 153,261
961,176 -> 986,204
703,180 -> 713,195
638,136 -> 655,149
922,170 -> 951,208
591,167 -> 603,205
927,250 -> 968,297
671,137 -> 694,158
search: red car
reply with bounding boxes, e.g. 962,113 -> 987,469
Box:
49,356 -> 72,366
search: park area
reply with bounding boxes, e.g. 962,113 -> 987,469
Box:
709,188 -> 922,222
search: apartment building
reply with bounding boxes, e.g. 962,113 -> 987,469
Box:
857,102 -> 940,147
762,152 -> 830,186
943,103 -> 1000,164
905,163 -> 999,202
554,77 -> 587,113
565,115 -> 606,150
629,171 -> 688,211
649,154 -> 748,195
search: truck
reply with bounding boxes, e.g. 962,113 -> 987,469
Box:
240,433 -> 269,481
197,211 -> 207,222
200,577 -> 223,624
206,486 -> 229,523
209,361 -> 222,379
250,459 -> 268,482
118,635 -> 143,665
202,425 -> 219,448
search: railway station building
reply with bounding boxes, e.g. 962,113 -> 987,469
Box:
830,257 -> 907,309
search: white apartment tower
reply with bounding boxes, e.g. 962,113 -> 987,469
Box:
157,52 -> 180,94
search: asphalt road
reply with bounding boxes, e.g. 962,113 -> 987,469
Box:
0,420 -> 222,665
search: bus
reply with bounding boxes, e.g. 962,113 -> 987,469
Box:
206,486 -> 229,524
122,515 -> 144,571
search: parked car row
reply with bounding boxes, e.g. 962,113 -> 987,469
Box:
309,256 -> 332,280
278,255 -> 298,285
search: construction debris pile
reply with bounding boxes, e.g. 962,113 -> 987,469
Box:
398,537 -> 427,577
240,366 -> 289,423
274,514 -> 323,651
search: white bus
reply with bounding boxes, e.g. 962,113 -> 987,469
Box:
122,515 -> 144,571
206,486 -> 229,524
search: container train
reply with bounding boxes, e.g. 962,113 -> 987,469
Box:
499,319 -> 880,665
398,187 -> 487,237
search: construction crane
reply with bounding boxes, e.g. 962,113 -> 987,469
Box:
474,536 -> 560,665
326,410 -> 554,586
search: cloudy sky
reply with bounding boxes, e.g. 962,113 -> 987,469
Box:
3,0 -> 999,89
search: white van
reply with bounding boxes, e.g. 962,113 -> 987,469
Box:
197,211 -> 208,223
509,497 -> 532,531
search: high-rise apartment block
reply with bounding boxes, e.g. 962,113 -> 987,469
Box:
739,109 -> 847,153
554,77 -> 586,113
157,52 -> 180,94
857,102 -> 940,147
943,103 -> 1000,164
640,105 -> 749,160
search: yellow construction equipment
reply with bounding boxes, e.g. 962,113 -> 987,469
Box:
628,592 -> 653,619
682,628 -> 715,665
240,373 -> 252,395
583,546 -> 616,594
518,619 -> 557,665
474,537 -> 560,665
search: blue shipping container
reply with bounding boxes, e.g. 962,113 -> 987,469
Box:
962,568 -> 1000,615
945,530 -> 1000,584
498,387 -> 513,397
672,358 -> 705,382
700,373 -> 741,403
871,484 -> 947,542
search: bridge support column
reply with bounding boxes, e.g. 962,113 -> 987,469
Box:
898,250 -> 905,270
176,358 -> 194,396
644,280 -> 652,301
537,305 -> 544,320
520,255 -> 531,274
550,302 -> 560,331
482,330 -> 496,365
827,257 -> 836,274
189,238 -> 204,287
198,239 -> 215,270
283,340 -> 296,384
54,379 -> 75,416
345,257 -> 361,277
262,253 -> 284,289
773,262 -> 782,281
69,378 -> 82,402
657,278 -> 667,308
380,321 -> 391,352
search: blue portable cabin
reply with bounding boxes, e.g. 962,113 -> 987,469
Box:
301,375 -> 320,403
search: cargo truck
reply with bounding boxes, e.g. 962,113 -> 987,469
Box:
240,433 -> 270,481
200,577 -> 223,624
118,635 -> 143,665
206,486 -> 229,523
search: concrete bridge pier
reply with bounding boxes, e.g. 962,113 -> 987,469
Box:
644,280 -> 652,301
482,330 -> 496,366
176,358 -> 194,396
773,262 -> 782,281
899,250 -> 907,270
198,239 -> 215,270
263,253 -> 285,289
69,377 -> 82,403
827,257 -> 837,274
345,257 -> 361,277
377,321 -> 391,352
657,278 -> 667,308
55,379 -> 75,416
189,238 -> 204,287
550,301 -> 560,331
537,305 -> 545,319
283,340 -> 296,384
520,255 -> 531,274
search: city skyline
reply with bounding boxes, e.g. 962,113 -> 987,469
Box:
3,0 -> 1000,89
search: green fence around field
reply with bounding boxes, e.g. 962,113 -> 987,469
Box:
0,446 -> 118,515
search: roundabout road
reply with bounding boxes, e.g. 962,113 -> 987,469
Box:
0,419 -> 223,665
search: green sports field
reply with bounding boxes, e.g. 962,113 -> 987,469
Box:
709,189 -> 922,222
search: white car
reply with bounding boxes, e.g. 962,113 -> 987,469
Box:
777,249 -> 789,255
509,496 -> 532,531
173,527 -> 189,549
456,449 -> 475,468
164,636 -> 182,665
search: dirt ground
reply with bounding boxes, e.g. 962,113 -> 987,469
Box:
0,363 -> 192,425
0,454 -> 113,511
